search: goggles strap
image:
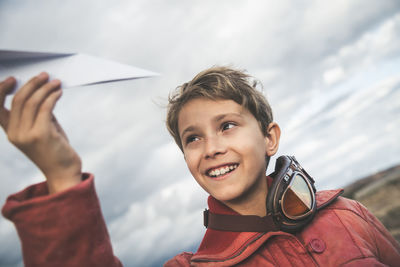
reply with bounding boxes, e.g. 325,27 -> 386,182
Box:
204,209 -> 278,232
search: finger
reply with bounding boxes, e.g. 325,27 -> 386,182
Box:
0,77 -> 16,130
35,88 -> 63,130
0,77 -> 16,102
8,72 -> 49,132
0,107 -> 10,131
21,79 -> 61,130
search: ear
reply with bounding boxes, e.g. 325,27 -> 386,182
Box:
264,122 -> 281,157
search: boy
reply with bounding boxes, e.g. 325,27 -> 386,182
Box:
0,67 -> 399,266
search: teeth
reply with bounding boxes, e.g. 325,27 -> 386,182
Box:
208,164 -> 238,177
220,168 -> 227,175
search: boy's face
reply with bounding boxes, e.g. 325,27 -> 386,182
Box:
178,98 -> 278,205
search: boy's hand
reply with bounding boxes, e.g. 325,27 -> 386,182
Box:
0,73 -> 82,194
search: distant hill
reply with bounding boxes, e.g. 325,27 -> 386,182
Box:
342,164 -> 400,243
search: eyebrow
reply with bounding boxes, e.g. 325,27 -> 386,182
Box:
180,112 -> 243,139
214,113 -> 242,122
181,126 -> 196,139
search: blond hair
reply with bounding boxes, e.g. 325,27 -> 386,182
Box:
167,66 -> 273,151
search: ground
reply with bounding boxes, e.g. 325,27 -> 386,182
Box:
342,164 -> 400,243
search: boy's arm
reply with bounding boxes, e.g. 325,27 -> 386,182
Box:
0,75 -> 122,266
2,174 -> 122,267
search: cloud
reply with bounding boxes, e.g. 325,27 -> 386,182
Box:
323,66 -> 345,85
1,1 -> 400,266
109,177 -> 207,265
321,12 -> 400,86
279,69 -> 400,189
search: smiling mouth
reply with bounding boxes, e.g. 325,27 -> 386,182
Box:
206,164 -> 239,178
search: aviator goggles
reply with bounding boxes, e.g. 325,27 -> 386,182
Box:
266,155 -> 317,232
204,155 -> 317,233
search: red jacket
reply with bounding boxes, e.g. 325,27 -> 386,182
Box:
166,190 -> 400,266
3,174 -> 400,266
2,174 -> 122,267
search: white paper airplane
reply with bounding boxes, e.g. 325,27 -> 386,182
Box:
0,50 -> 158,90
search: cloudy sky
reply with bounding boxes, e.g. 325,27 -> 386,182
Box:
0,0 -> 400,266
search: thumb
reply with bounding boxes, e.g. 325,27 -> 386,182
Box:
0,77 -> 16,131
0,108 -> 10,131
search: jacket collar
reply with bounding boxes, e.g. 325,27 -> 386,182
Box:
192,176 -> 343,263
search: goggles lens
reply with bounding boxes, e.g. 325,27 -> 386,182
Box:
282,174 -> 313,218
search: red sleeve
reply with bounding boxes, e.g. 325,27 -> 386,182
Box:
2,173 -> 122,267
163,252 -> 193,267
356,201 -> 400,266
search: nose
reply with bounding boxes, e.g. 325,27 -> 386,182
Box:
204,136 -> 226,159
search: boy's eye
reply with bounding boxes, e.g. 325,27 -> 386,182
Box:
222,122 -> 236,131
186,135 -> 199,144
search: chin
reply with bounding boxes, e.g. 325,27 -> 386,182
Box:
210,187 -> 244,203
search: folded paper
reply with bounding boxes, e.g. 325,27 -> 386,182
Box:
0,50 -> 158,89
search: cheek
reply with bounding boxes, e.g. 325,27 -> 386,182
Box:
237,140 -> 263,157
241,138 -> 268,166
185,154 -> 207,189
184,152 -> 198,174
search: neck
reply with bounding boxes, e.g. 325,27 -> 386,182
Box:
222,175 -> 268,217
